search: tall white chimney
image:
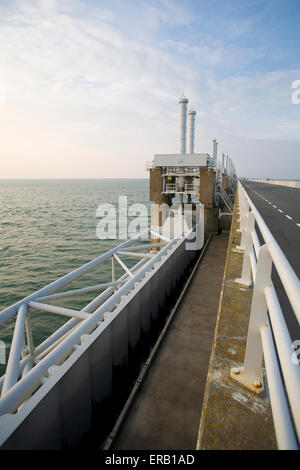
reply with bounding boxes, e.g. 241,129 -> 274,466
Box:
222,153 -> 225,172
187,109 -> 196,154
179,96 -> 189,154
226,155 -> 229,173
212,139 -> 218,162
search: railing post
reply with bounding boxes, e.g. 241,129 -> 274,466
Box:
25,312 -> 34,358
233,184 -> 249,254
1,304 -> 27,397
235,211 -> 255,287
237,198 -> 249,249
111,256 -> 115,282
236,183 -> 243,222
231,244 -> 272,393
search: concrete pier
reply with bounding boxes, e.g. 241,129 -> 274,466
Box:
107,233 -> 229,450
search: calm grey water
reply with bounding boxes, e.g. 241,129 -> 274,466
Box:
0,179 -> 149,369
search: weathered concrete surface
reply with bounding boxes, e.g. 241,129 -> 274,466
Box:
222,174 -> 228,190
199,168 -> 219,233
203,207 -> 219,234
112,233 -> 229,450
149,168 -> 172,205
197,194 -> 277,450
199,168 -> 216,208
149,168 -> 164,203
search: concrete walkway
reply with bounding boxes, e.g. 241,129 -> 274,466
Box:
111,233 -> 229,450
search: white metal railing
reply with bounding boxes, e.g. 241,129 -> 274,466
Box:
163,167 -> 200,176
185,183 -> 200,192
217,185 -> 233,214
232,181 -> 300,450
165,183 -> 176,192
165,183 -> 200,194
0,226 -> 194,417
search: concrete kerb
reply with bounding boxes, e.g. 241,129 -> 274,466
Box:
196,189 -> 277,450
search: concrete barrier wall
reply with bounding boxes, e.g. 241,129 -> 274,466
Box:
0,237 -> 195,450
251,179 -> 300,189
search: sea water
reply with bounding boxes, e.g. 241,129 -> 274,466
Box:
0,178 -> 149,370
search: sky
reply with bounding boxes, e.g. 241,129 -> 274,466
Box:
0,0 -> 299,179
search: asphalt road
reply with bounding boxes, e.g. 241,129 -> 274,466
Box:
242,180 -> 300,341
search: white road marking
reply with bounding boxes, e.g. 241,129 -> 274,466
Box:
245,183 -> 300,230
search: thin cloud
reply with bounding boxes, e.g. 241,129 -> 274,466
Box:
0,0 -> 299,179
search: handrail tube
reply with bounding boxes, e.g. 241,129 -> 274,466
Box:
120,242 -> 167,251
260,324 -> 298,450
0,233 -> 187,414
150,230 -> 171,242
115,251 -> 153,259
249,249 -> 257,283
241,184 -> 300,322
0,259 -> 146,390
251,230 -> 260,258
113,253 -> 134,278
92,232 -> 189,317
220,187 -> 233,207
28,302 -> 90,320
36,279 -> 127,302
35,324 -> 80,362
0,310 -> 105,414
25,312 -> 34,357
236,181 -> 300,447
33,259 -> 146,358
1,305 -> 27,397
0,229 -> 149,324
264,285 -> 300,438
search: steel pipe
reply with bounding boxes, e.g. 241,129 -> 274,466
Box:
260,323 -> 298,449
113,253 -> 134,278
36,280 -> 127,302
188,110 -> 196,154
115,251 -> 153,259
28,302 -> 90,321
33,259 -> 146,358
179,96 -> 189,154
0,229 -> 150,324
0,233 -> 188,415
264,285 -> 300,439
1,304 -> 27,397
241,183 -> 300,322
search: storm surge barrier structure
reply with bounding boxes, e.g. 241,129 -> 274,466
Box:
0,225 -> 197,449
232,181 -> 300,450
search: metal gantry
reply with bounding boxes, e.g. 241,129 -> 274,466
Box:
0,228 -> 186,408
0,224 -> 195,431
